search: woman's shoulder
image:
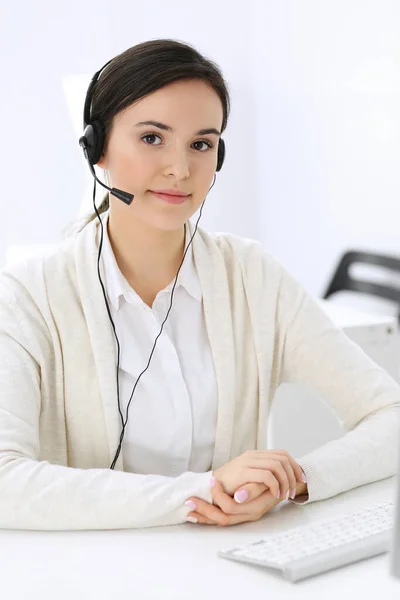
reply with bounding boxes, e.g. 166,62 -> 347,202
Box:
0,229 -> 84,303
198,226 -> 286,274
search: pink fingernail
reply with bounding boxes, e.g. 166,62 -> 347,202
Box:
185,500 -> 197,510
234,489 -> 248,503
209,476 -> 216,488
187,516 -> 198,523
301,472 -> 307,483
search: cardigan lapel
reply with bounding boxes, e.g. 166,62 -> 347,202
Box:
76,219 -> 125,471
76,218 -> 236,473
187,220 -> 237,470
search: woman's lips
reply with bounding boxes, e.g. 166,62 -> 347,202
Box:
150,191 -> 190,204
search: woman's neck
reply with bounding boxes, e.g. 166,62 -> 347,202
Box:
106,210 -> 186,300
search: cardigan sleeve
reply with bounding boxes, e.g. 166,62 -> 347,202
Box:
0,274 -> 213,531
276,260 -> 400,505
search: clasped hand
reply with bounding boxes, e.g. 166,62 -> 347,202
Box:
184,450 -> 307,526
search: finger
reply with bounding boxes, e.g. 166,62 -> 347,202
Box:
246,453 -> 298,497
268,455 -> 297,499
271,450 -> 307,486
212,479 -> 256,515
235,467 -> 281,500
187,489 -> 252,526
186,512 -> 215,525
211,479 -> 249,514
186,492 -> 232,523
217,488 -> 280,524
233,482 -> 268,504
241,488 -> 280,516
248,450 -> 307,484
248,462 -> 289,499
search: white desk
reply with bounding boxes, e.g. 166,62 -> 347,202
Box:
0,477 -> 398,599
0,288 -> 398,597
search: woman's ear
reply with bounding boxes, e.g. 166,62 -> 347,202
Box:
97,138 -> 110,170
96,155 -> 107,169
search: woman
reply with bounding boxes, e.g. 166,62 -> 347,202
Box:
0,39 -> 399,531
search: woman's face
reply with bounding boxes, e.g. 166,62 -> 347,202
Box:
97,78 -> 224,231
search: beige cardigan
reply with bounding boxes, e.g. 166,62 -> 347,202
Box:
0,217 -> 399,530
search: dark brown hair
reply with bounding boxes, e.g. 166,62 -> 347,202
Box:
65,38 -> 231,236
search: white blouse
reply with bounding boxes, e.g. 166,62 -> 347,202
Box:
100,211 -> 218,477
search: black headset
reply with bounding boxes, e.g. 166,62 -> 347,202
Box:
78,57 -> 226,469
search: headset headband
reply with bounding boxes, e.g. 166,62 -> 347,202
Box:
82,58 -> 114,130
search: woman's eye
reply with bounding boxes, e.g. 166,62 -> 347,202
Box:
142,134 -> 162,145
193,140 -> 213,152
141,134 -> 212,152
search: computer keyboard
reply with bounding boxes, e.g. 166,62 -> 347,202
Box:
218,501 -> 395,583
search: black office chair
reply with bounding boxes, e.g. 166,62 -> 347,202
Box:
323,250 -> 400,324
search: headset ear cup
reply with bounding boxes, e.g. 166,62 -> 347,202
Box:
81,120 -> 105,165
216,138 -> 225,172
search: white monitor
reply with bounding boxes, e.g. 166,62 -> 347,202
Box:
390,414 -> 400,579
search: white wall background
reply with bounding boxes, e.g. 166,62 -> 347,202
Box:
1,0 -> 400,318
251,0 -> 400,317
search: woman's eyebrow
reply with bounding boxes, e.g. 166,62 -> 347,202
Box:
134,120 -> 221,137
